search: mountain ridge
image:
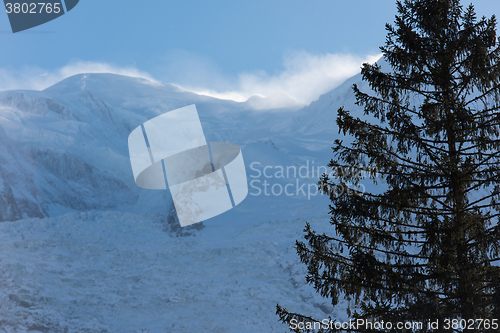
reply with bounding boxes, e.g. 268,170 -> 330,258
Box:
0,70 -> 362,223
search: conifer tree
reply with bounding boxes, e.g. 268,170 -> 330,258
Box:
277,0 -> 500,331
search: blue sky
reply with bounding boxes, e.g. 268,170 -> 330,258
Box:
1,0 -> 499,105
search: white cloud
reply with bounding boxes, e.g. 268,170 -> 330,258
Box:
0,52 -> 381,109
0,61 -> 158,92
176,51 -> 382,109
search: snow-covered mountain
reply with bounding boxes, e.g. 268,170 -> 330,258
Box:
0,70 -> 368,332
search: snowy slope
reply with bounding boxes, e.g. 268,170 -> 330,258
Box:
0,212 -> 348,333
0,71 -> 368,332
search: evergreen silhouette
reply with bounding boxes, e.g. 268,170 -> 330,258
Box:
277,0 -> 500,332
